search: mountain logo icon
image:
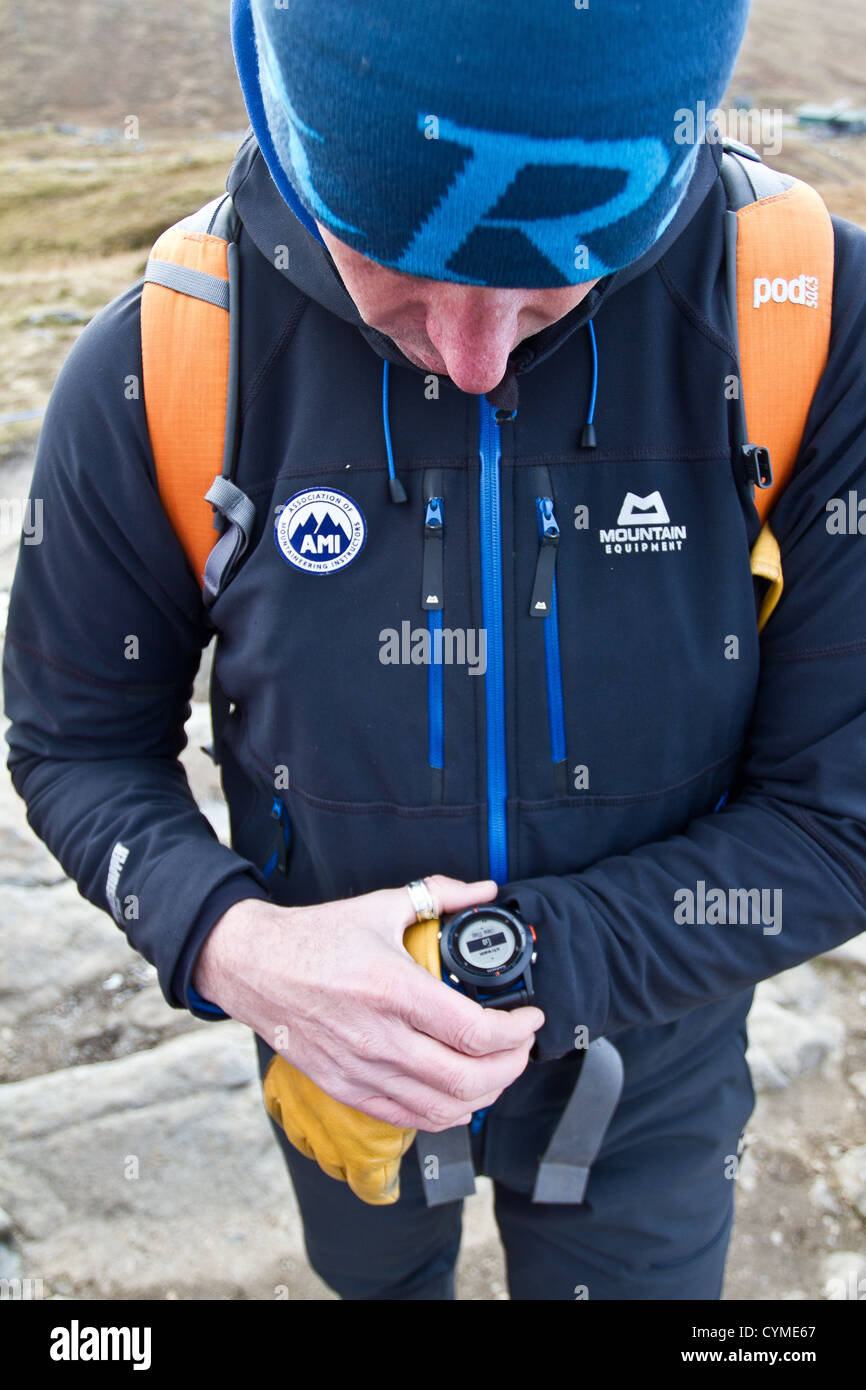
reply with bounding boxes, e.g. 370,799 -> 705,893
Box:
616,491 -> 670,526
274,488 -> 366,575
288,508 -> 350,557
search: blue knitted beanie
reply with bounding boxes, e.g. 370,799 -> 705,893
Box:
231,0 -> 750,288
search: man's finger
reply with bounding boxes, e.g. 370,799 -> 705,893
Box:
396,964 -> 544,1055
370,1026 -> 533,1100
353,1093 -> 475,1132
392,875 -> 498,929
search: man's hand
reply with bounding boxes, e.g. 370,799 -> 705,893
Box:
193,875 -> 545,1131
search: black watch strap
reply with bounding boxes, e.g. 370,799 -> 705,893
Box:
472,978 -> 530,1009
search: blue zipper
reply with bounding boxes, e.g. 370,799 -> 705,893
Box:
478,399 -> 508,884
263,795 -> 291,879
427,607 -> 443,774
536,497 -> 567,770
473,401 -> 510,1139
423,484 -> 445,800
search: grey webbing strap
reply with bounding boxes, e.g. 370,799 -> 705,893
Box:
143,258 -> 230,310
531,1038 -> 624,1205
739,157 -> 794,202
178,194 -> 226,234
416,1125 -> 476,1207
720,151 -> 757,215
720,148 -> 794,213
206,475 -> 255,533
202,476 -> 256,604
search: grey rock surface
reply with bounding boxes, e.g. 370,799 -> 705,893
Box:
823,936 -> 866,970
0,1027 -> 314,1298
746,965 -> 846,1092
821,1250 -> 866,1301
833,1145 -> 866,1221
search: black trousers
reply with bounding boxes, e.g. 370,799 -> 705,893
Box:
254,1005 -> 755,1301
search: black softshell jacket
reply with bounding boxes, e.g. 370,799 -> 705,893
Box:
5,134 -> 866,1116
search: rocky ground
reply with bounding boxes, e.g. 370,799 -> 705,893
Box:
1,431 -> 865,1300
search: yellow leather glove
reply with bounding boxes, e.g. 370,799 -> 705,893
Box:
262,916 -> 441,1206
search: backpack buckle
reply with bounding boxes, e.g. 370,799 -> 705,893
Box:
202,476 -> 256,604
741,444 -> 774,490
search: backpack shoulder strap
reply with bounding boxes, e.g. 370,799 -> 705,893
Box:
721,143 -> 835,630
141,194 -> 247,593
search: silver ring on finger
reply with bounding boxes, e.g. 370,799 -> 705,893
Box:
405,877 -> 438,923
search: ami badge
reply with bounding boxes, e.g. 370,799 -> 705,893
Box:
274,488 -> 366,574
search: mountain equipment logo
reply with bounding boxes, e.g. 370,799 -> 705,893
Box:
600,491 -> 687,554
275,488 -> 366,574
753,274 -> 819,309
616,491 -> 670,525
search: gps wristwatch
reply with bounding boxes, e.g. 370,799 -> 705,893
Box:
439,904 -> 536,1008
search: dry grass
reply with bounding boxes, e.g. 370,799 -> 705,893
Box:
0,129 -> 240,453
0,0 -> 245,133
0,129 -> 240,263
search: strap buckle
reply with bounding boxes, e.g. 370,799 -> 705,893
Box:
202,475 -> 256,604
741,443 -> 774,490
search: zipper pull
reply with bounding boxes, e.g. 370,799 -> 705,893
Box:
422,470 -> 444,610
530,497 -> 559,618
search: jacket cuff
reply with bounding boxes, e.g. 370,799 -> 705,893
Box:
498,879 -> 609,1063
171,873 -> 271,1020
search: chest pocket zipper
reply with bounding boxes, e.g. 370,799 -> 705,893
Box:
530,467 -> 569,796
422,469 -> 445,804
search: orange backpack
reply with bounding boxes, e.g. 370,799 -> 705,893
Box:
140,142 -> 834,633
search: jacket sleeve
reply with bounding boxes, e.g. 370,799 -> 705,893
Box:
503,214 -> 866,1061
2,283 -> 271,1020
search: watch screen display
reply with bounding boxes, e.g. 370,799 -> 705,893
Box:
456,918 -> 517,971
466,931 -> 507,954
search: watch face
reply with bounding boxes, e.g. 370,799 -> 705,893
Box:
453,914 -> 520,974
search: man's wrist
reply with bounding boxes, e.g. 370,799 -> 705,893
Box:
192,897 -> 269,1010
171,873 -> 272,1018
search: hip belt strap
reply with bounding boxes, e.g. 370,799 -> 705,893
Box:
532,1037 -> 624,1204
414,1124 -> 477,1207
417,1037 -> 624,1206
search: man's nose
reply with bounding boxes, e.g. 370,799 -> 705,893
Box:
424,292 -> 522,395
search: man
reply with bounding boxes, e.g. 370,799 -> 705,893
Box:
5,0 -> 866,1300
